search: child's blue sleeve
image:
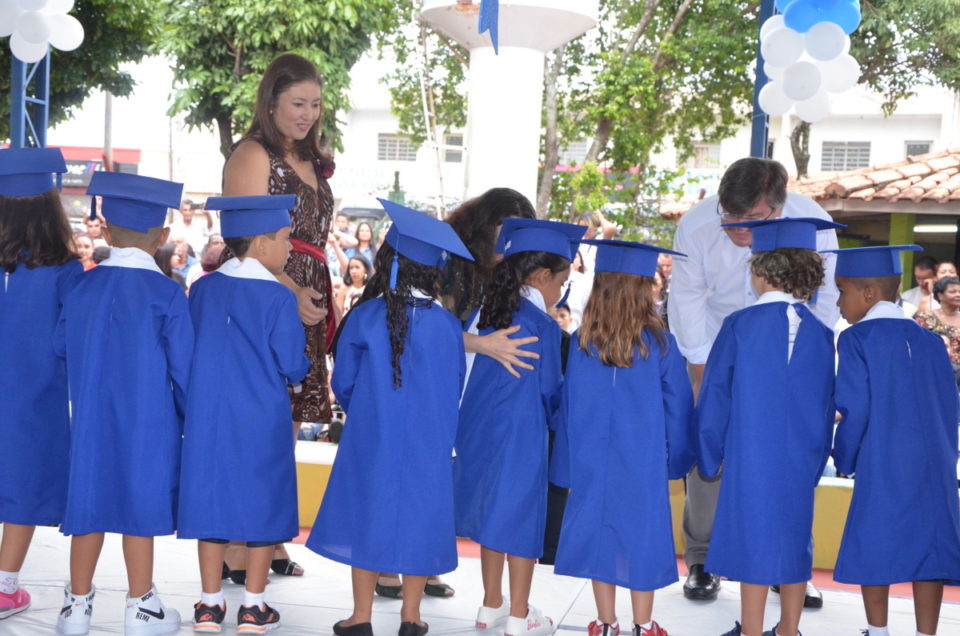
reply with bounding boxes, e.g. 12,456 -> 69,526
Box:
269,291 -> 310,385
661,334 -> 696,480
548,377 -> 572,488
833,330 -> 870,476
538,320 -> 564,430
696,317 -> 736,477
330,308 -> 364,414
163,288 -> 194,422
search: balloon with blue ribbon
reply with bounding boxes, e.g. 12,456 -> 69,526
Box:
479,0 -> 499,54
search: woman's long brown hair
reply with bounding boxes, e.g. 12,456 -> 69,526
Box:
578,271 -> 666,367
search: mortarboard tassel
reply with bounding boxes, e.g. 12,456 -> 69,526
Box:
389,251 -> 399,290
556,281 -> 572,308
89,195 -> 97,221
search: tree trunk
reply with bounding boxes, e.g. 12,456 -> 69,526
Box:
216,114 -> 234,159
790,121 -> 811,178
536,48 -> 564,219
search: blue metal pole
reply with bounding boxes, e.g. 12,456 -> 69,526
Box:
11,58 -> 26,148
750,0 -> 777,158
10,50 -> 51,148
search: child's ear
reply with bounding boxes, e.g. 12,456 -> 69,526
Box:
528,266 -> 550,286
157,226 -> 171,248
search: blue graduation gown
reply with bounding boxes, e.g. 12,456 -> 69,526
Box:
56,248 -> 193,536
552,330 -> 695,591
454,297 -> 563,558
697,300 -> 835,585
178,258 -> 309,542
833,314 -> 960,585
0,260 -> 82,525
307,296 -> 465,575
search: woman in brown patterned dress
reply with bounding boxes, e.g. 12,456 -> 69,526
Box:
222,53 -> 334,578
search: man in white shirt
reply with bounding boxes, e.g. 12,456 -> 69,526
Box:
668,158 -> 839,606
168,199 -> 214,256
900,255 -> 939,314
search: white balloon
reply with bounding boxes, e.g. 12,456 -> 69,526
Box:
782,61 -> 822,101
17,0 -> 46,10
759,81 -> 794,117
795,91 -> 831,123
47,12 -> 82,50
818,53 -> 861,93
804,21 -> 848,61
0,0 -> 23,37
763,62 -> 785,81
42,0 -> 72,13
10,29 -> 48,62
759,15 -> 785,42
761,27 -> 805,68
16,9 -> 49,43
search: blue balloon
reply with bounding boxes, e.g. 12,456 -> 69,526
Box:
774,0 -> 795,12
783,0 -> 820,33
826,1 -> 862,34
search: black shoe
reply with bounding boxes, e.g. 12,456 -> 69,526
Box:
193,601 -> 226,632
238,603 -> 280,631
770,582 -> 823,609
398,621 -> 428,636
683,563 -> 720,600
334,620 -> 374,636
719,621 -> 742,636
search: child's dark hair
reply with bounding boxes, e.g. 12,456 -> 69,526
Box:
363,244 -> 440,388
221,229 -> 278,261
749,248 -> 824,302
479,250 -> 569,330
842,274 -> 902,302
579,272 -> 666,367
154,243 -> 178,278
0,190 -> 76,273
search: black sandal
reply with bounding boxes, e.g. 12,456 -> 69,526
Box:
227,568 -> 246,585
374,582 -> 403,599
270,558 -> 304,576
423,581 -> 455,598
221,562 -> 230,580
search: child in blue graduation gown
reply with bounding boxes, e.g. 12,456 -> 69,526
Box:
0,149 -> 81,621
697,218 -> 843,636
307,199 -> 474,636
829,245 -> 960,636
455,218 -> 585,636
551,239 -> 694,636
178,195 -> 310,633
55,172 -> 191,636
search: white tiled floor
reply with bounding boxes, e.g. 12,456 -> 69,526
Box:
3,527 -> 958,635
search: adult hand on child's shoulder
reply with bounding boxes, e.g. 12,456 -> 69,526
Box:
472,325 -> 540,379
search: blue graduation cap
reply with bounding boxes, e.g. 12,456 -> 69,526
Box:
822,244 -> 923,277
724,216 -> 846,253
204,195 -> 296,238
496,218 -> 586,260
478,0 -> 499,54
378,198 -> 474,288
0,147 -> 67,196
582,239 -> 686,278
86,172 -> 183,233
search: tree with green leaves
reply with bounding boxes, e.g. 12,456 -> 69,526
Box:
155,0 -> 404,158
0,0 -> 158,142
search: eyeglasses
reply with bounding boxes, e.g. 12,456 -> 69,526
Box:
716,201 -> 778,222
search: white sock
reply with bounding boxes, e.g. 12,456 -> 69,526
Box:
635,621 -> 651,630
201,590 -> 224,607
243,590 -> 264,609
775,629 -> 799,636
0,570 -> 18,594
867,626 -> 890,636
916,631 -> 935,636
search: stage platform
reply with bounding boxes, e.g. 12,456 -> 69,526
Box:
3,527 -> 959,635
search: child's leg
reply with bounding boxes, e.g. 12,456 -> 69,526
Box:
913,580 -> 944,635
591,580 -> 617,624
0,523 -> 36,575
69,533 -> 105,595
198,541 -> 227,595
506,555 -> 535,618
480,546 -> 506,608
121,535 -> 153,597
346,567 -> 377,624
400,575 -> 427,624
861,585 -> 890,629
775,582 -> 805,636
740,582 -> 768,636
629,589 -> 654,627
244,545 -> 273,597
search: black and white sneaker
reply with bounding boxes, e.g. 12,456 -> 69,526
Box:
124,585 -> 181,635
237,603 -> 280,633
57,585 -> 95,635
193,600 -> 226,633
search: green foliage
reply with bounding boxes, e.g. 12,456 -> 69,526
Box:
0,0 -> 158,142
851,0 -> 960,115
155,0 -> 403,156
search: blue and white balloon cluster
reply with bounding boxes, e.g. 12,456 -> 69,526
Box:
758,0 -> 862,123
0,0 -> 84,63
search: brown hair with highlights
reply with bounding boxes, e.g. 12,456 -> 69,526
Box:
750,248 -> 825,302
578,272 -> 666,367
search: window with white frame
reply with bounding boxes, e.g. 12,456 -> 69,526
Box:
559,140 -> 588,165
905,140 -> 932,157
444,133 -> 463,163
687,142 -> 722,169
377,134 -> 417,161
821,141 -> 871,171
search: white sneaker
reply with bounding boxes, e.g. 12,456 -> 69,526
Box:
476,596 -> 510,630
504,606 -> 554,636
57,585 -> 95,635
124,586 -> 181,635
